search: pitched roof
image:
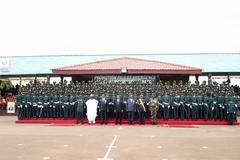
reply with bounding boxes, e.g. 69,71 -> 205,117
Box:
52,57 -> 202,75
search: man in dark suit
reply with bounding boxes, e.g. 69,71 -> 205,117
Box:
99,94 -> 109,124
126,93 -> 136,125
114,94 -> 123,125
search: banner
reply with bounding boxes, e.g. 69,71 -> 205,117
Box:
94,75 -> 156,83
0,58 -> 10,72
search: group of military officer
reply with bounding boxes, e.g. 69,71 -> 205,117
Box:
16,79 -> 239,125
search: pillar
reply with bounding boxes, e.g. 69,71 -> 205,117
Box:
19,75 -> 22,91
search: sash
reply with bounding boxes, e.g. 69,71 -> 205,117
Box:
139,99 -> 146,112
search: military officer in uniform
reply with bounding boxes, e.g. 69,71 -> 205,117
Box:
52,92 -> 59,118
203,93 -> 209,120
173,92 -> 180,120
32,92 -> 38,118
144,91 -> 150,118
227,97 -> 236,125
213,92 -> 219,121
76,95 -> 85,124
191,91 -> 198,120
157,92 -> 162,118
179,91 -> 186,120
37,92 -> 43,118
149,93 -> 158,124
208,94 -> 214,119
63,92 -> 69,119
197,91 -> 203,119
184,91 -> 191,120
223,93 -> 229,120
137,94 -> 146,125
217,91 -> 224,120
69,92 -> 76,119
16,92 -> 23,119
58,92 -> 64,118
43,92 -> 50,118
25,91 -> 32,119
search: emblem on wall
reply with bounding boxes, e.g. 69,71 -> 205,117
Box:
0,58 -> 10,72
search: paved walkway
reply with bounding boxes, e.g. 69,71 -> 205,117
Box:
0,116 -> 240,160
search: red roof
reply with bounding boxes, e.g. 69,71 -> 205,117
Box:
52,57 -> 202,75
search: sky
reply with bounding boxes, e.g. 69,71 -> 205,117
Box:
0,0 -> 240,56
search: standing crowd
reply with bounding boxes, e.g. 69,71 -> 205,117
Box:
16,79 -> 239,125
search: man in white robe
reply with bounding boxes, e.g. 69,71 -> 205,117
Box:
86,94 -> 98,124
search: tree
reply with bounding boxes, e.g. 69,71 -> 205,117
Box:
0,79 -> 13,95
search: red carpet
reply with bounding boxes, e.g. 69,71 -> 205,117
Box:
15,117 -> 239,125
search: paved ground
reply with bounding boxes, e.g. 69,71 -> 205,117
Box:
0,116 -> 240,160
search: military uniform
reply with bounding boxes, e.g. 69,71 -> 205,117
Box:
157,93 -> 163,118
63,93 -> 69,119
227,99 -> 236,125
24,92 -> 32,119
32,93 -> 38,118
37,93 -> 43,118
162,93 -> 170,120
58,93 -> 64,118
223,94 -> 229,120
197,92 -> 203,119
52,93 -> 59,118
184,92 -> 191,120
179,92 -> 186,120
76,95 -> 85,124
149,93 -> 158,124
137,95 -> 146,124
43,94 -> 50,118
69,93 -> 76,119
173,92 -> 180,120
203,94 -> 209,120
16,92 -> 23,119
213,93 -> 219,120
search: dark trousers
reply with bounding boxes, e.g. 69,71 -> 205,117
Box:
128,111 -> 135,124
213,104 -> 218,120
109,106 -> 114,118
32,106 -> 37,118
64,105 -> 68,119
17,107 -> 22,118
145,105 -> 149,118
43,105 -> 49,118
192,106 -> 197,120
115,111 -> 122,124
198,104 -> 203,119
228,113 -> 234,125
173,106 -> 178,119
157,105 -> 162,118
139,111 -> 145,124
163,106 -> 169,119
58,103 -> 63,118
69,105 -> 74,118
100,111 -> 108,124
180,104 -> 185,119
76,111 -> 84,124
185,105 -> 190,119
218,106 -> 223,120
27,104 -> 32,118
